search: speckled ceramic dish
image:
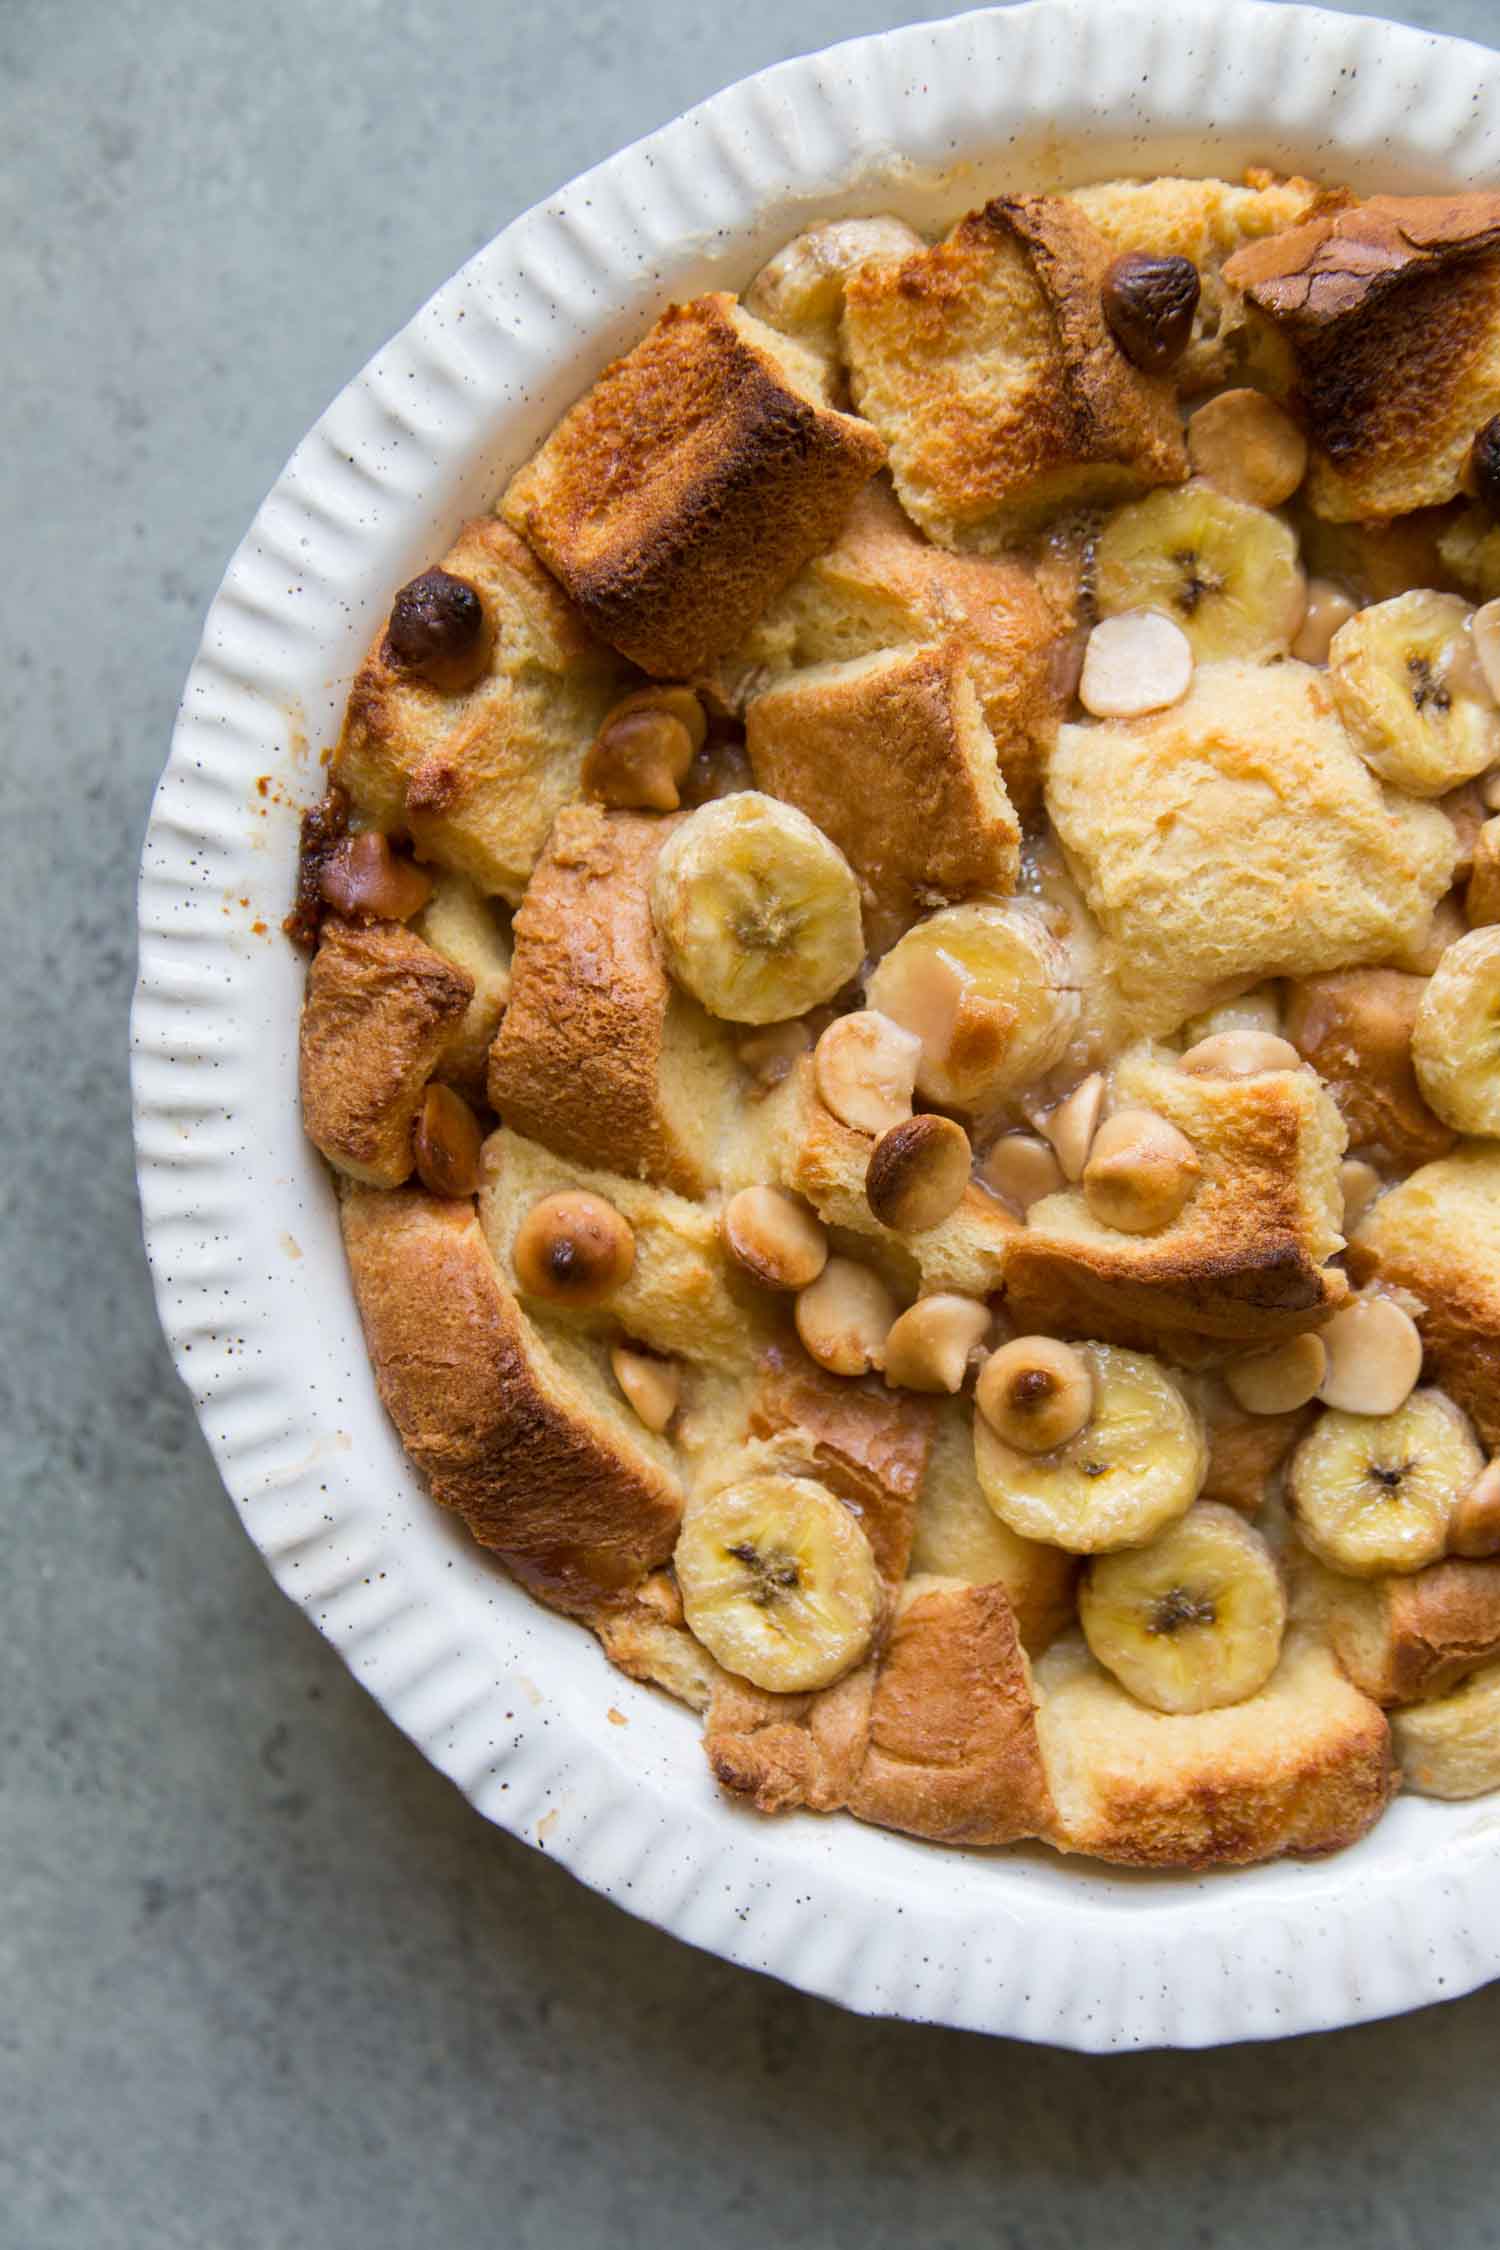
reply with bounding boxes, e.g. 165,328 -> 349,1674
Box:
132,0 -> 1500,2048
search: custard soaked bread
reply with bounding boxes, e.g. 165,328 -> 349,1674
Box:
302,160 -> 1500,1875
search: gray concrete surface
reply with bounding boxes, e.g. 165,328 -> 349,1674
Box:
7,0 -> 1500,2243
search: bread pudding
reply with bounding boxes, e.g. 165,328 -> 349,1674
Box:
292,175 -> 1500,1870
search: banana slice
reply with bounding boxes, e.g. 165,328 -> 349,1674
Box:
650,792 -> 863,1024
974,1341 -> 1207,1554
863,900 -> 1078,1110
1328,591 -> 1500,798
1094,484 -> 1305,664
674,1471 -> 881,1691
1411,925 -> 1500,1136
1391,1661 -> 1500,1799
1079,1503 -> 1287,1714
1287,1390 -> 1486,1579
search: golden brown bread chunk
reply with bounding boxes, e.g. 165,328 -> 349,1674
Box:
1349,1145 -> 1500,1448
299,918 -> 473,1187
479,1128 -> 779,1372
908,1402 -> 1078,1652
1297,501 -> 1468,607
1304,1552 -> 1500,1705
487,804 -> 737,1197
1285,969 -> 1456,1170
704,1577 -> 1055,1846
1047,663 -> 1457,1015
1223,193 -> 1500,520
595,1570 -> 725,1711
747,1342 -> 935,1590
1390,1663 -> 1500,1798
740,1057 -> 1017,1299
1033,1630 -> 1394,1868
501,294 -> 884,677
745,640 -> 1020,951
842,195 -> 1187,549
333,516 -> 625,903
724,479 -> 1074,817
1199,1386 -> 1315,1513
411,870 -> 513,1105
1006,1043 -> 1348,1348
1071,171 -> 1321,393
340,1187 -> 682,1615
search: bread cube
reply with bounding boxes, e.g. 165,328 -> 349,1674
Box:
1348,1144 -> 1500,1447
299,918 -> 473,1186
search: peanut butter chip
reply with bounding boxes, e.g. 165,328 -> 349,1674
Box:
610,1344 -> 682,1433
1187,388 -> 1308,510
1225,1332 -> 1327,1416
1317,1296 -> 1424,1418
1293,580 -> 1360,667
976,1337 -> 1094,1453
1078,612 -> 1194,720
1450,1459 -> 1500,1558
865,1113 -> 972,1232
721,1186 -> 828,1292
1338,1157 -> 1383,1229
813,1010 -> 921,1134
1041,1073 -> 1106,1182
794,1257 -> 898,1378
1082,1107 -> 1201,1235
1178,1029 -> 1303,1078
980,1132 -> 1064,1214
882,1295 -> 992,1394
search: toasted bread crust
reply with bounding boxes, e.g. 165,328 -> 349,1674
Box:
487,804 -> 734,1197
1349,1145 -> 1500,1448
299,918 -> 473,1186
1225,194 -> 1500,520
727,480 -> 1075,817
1318,1558 -> 1500,1706
502,294 -> 884,677
746,641 -> 1020,949
341,1187 -> 682,1615
1034,1632 -> 1394,1868
748,1343 -> 936,1590
705,1578 -> 1054,1845
1285,970 -> 1457,1170
843,195 -> 1187,548
334,516 -> 625,902
1005,1046 -> 1348,1348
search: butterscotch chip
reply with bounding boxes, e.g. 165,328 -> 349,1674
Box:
813,1010 -> 921,1136
1317,1296 -> 1424,1418
866,1114 -> 974,1233
1040,1074 -> 1106,1182
1077,612 -> 1193,720
1292,579 -> 1360,666
794,1257 -> 898,1377
1082,1108 -> 1201,1235
882,1296 -> 992,1395
721,1186 -> 829,1292
980,1133 -> 1065,1213
1338,1158 -> 1383,1229
1179,1030 -> 1303,1079
976,1337 -> 1094,1454
513,1191 -> 637,1309
609,1345 -> 682,1434
412,1084 -> 483,1200
1187,388 -> 1308,509
1225,1333 -> 1327,1416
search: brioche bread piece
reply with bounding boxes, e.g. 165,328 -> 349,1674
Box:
909,1401 -> 1078,1652
741,215 -> 926,376
1047,663 -> 1457,1014
704,1576 -> 1055,1845
1199,1384 -> 1315,1513
334,516 -> 625,903
1348,1145 -> 1500,1448
487,804 -> 737,1197
412,870 -> 512,1105
740,1056 -> 1018,1299
1006,1043 -> 1348,1347
725,480 -> 1074,817
1285,968 -> 1456,1170
1034,1629 -> 1394,1867
1223,193 -> 1500,520
1391,1662 -> 1500,1797
479,1127 -> 777,1373
501,294 -> 884,678
1301,1551 -> 1500,1706
299,918 -> 473,1186
1298,501 -> 1468,608
341,1187 -> 682,1615
1071,171 -> 1321,393
595,1569 -> 725,1712
842,195 -> 1187,550
745,640 -> 1020,951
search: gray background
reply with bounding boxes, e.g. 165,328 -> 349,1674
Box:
7,0 -> 1500,2243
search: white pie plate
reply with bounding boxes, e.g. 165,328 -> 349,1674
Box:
132,0 -> 1500,2048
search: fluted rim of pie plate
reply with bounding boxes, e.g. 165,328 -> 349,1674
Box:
131,0 -> 1500,2049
